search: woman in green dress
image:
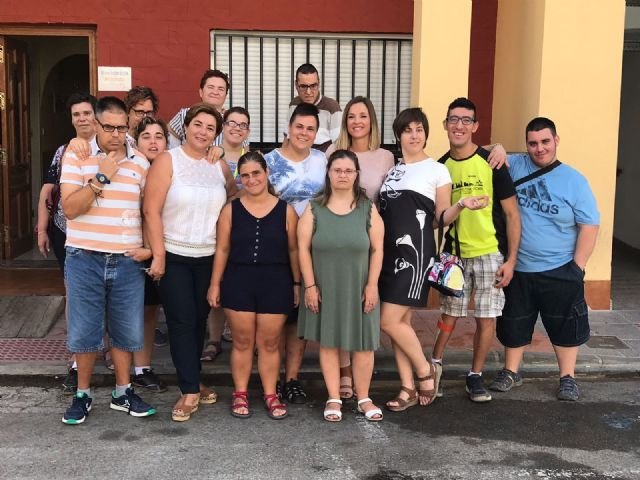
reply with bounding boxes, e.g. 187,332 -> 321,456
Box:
297,149 -> 385,422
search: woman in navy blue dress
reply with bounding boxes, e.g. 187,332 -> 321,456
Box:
209,152 -> 301,420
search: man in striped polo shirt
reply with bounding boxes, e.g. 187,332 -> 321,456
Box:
60,96 -> 156,425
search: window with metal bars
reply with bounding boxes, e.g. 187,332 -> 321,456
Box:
210,30 -> 413,150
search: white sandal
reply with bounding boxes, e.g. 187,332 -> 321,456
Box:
357,397 -> 383,422
324,398 -> 343,422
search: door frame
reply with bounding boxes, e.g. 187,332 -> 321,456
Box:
0,25 -> 97,94
0,25 -> 96,263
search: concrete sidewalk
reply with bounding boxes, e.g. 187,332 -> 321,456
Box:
1,304 -> 639,384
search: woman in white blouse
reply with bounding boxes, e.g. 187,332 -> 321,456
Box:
144,103 -> 237,422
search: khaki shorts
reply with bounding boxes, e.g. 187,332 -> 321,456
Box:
440,252 -> 505,318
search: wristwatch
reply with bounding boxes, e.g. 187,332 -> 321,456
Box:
95,172 -> 111,185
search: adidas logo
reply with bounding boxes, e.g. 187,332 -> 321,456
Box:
517,179 -> 559,215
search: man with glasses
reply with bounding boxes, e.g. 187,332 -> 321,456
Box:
124,86 -> 159,143
60,96 -> 156,425
431,97 -> 521,403
287,63 -> 341,152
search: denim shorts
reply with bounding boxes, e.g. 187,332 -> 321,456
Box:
65,247 -> 145,353
440,252 -> 506,318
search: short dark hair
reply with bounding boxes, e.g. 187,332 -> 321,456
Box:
95,96 -> 127,118
447,97 -> 477,121
184,102 -> 223,137
67,93 -> 97,114
200,69 -> 230,91
223,106 -> 250,125
134,117 -> 169,141
289,103 -> 319,129
526,117 -> 557,137
392,107 -> 429,147
237,151 -> 276,195
295,63 -> 319,80
124,86 -> 159,114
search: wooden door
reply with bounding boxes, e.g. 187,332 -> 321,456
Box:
0,36 -> 32,259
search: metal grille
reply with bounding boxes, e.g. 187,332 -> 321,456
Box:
211,30 -> 413,149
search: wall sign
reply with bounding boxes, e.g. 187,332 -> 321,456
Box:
98,66 -> 132,92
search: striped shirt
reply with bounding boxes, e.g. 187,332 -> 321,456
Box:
60,138 -> 150,253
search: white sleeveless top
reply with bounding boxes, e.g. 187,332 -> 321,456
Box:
162,146 -> 227,257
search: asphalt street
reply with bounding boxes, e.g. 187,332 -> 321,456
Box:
1,377 -> 639,480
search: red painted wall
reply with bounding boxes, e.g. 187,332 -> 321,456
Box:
1,1 -> 497,138
0,0 -> 412,119
469,0 -> 498,146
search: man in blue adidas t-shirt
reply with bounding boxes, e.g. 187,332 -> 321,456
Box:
489,117 -> 599,401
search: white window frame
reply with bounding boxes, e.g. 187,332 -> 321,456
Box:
210,30 -> 413,147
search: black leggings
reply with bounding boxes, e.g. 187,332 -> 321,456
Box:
159,252 -> 213,394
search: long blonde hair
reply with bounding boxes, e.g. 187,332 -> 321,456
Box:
335,96 -> 381,151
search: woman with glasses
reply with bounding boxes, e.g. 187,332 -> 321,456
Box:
208,151 -> 300,420
298,149 -> 384,422
325,96 -> 394,400
144,103 -> 238,422
201,107 -> 252,362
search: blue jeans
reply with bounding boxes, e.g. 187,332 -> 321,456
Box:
65,247 -> 145,353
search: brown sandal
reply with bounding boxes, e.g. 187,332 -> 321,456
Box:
199,385 -> 218,405
200,341 -> 222,362
339,365 -> 354,400
417,362 -> 437,406
172,395 -> 199,422
385,386 -> 418,412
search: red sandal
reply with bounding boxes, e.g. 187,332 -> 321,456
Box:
230,391 -> 251,419
264,393 -> 288,420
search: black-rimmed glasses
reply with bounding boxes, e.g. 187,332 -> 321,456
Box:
446,116 -> 475,126
96,118 -> 128,133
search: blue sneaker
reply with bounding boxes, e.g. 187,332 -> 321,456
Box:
110,388 -> 156,417
62,393 -> 92,425
465,373 -> 492,403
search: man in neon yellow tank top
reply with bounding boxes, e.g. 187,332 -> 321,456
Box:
432,97 -> 521,403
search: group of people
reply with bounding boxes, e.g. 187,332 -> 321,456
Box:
37,62 -> 599,426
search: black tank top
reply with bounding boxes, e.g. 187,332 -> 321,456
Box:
229,198 -> 289,265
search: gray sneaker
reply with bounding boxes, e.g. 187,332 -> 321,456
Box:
489,368 -> 523,392
557,375 -> 580,401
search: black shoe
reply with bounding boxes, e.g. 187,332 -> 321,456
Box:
489,368 -> 523,392
557,375 -> 580,401
62,393 -> 92,425
465,374 -> 492,403
132,368 -> 167,393
284,379 -> 307,404
154,328 -> 168,347
62,368 -> 78,396
110,388 -> 156,417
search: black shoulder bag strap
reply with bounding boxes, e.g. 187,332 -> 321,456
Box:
513,160 -> 562,188
437,211 -> 461,256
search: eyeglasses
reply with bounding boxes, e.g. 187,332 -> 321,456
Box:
96,119 -> 128,133
446,116 -> 475,126
330,168 -> 358,176
297,83 -> 319,92
224,120 -> 249,131
131,108 -> 154,118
